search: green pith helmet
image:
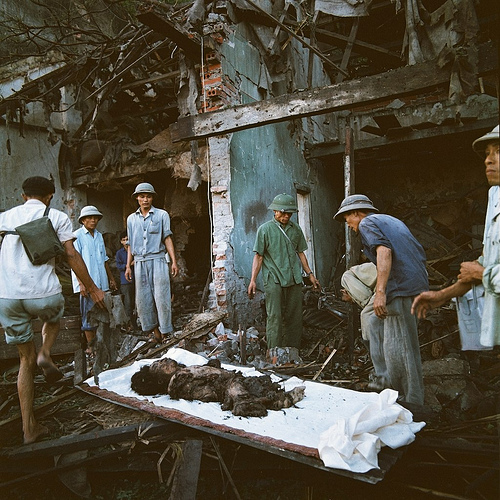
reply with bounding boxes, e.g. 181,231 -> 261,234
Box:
268,193 -> 298,213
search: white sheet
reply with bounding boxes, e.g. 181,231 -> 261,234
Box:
87,348 -> 425,473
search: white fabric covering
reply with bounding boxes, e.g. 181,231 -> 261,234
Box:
88,348 -> 425,473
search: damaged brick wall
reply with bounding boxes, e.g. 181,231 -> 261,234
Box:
207,134 -> 262,327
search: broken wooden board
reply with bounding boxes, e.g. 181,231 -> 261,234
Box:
170,61 -> 452,142
0,421 -> 178,459
169,439 -> 203,500
137,4 -> 202,61
307,117 -> 499,159
182,310 -> 227,336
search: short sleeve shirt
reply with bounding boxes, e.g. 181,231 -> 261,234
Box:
127,206 -> 173,262
359,213 -> 429,302
0,199 -> 75,299
481,185 -> 500,292
71,227 -> 109,293
253,219 -> 307,287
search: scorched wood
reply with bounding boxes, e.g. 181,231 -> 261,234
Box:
169,61 -> 451,142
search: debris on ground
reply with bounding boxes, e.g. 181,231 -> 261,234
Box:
0,282 -> 498,499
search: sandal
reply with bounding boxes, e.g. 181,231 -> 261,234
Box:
147,332 -> 162,344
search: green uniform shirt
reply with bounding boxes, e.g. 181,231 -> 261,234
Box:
253,219 -> 307,287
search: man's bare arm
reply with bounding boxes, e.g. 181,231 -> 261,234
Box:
411,280 -> 472,319
374,245 -> 392,318
297,251 -> 320,289
458,260 -> 484,283
165,235 -> 178,277
248,254 -> 263,298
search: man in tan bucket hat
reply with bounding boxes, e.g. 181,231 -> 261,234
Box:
412,125 -> 500,348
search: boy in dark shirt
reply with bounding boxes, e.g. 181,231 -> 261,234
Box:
115,231 -> 135,331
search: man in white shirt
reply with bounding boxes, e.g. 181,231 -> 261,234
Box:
413,126 -> 500,347
0,177 -> 105,444
72,205 -> 117,356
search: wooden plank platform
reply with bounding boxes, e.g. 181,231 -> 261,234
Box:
78,384 -> 404,485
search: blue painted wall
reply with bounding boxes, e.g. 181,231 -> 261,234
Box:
223,30 -> 343,290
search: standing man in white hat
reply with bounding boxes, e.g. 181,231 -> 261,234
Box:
413,125 -> 500,347
334,194 -> 428,405
125,183 -> 178,344
72,205 -> 117,356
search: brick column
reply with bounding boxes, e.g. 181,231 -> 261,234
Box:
207,135 -> 232,311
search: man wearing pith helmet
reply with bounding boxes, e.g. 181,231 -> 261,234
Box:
248,193 -> 320,356
72,205 -> 117,357
125,182 -> 178,344
413,125 -> 500,347
334,194 -> 428,405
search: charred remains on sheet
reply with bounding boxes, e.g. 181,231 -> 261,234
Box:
131,358 -> 305,417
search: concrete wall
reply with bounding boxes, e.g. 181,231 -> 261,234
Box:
0,126 -> 84,219
0,33 -> 130,234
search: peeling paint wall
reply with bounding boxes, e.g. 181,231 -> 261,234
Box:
0,77 -> 88,226
0,125 -> 87,225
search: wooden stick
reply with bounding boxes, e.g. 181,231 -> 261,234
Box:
312,349 -> 337,381
209,437 -> 242,500
239,325 -> 246,365
419,329 -> 458,348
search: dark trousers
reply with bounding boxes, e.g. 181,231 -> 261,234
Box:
263,281 -> 303,348
120,282 -> 135,322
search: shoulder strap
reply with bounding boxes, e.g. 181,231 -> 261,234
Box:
1,205 -> 50,236
274,221 -> 296,252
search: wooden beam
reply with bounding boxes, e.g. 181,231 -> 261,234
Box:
1,421 -> 177,459
335,18 -> 360,84
169,439 -> 203,500
136,6 -> 201,61
267,2 -> 292,52
305,118 -> 499,159
314,28 -> 402,63
242,0 -> 348,77
343,124 -> 357,362
169,61 -> 451,142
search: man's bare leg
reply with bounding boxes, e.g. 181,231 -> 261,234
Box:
37,321 -> 63,382
152,327 -> 162,343
17,342 -> 48,444
84,329 -> 96,355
